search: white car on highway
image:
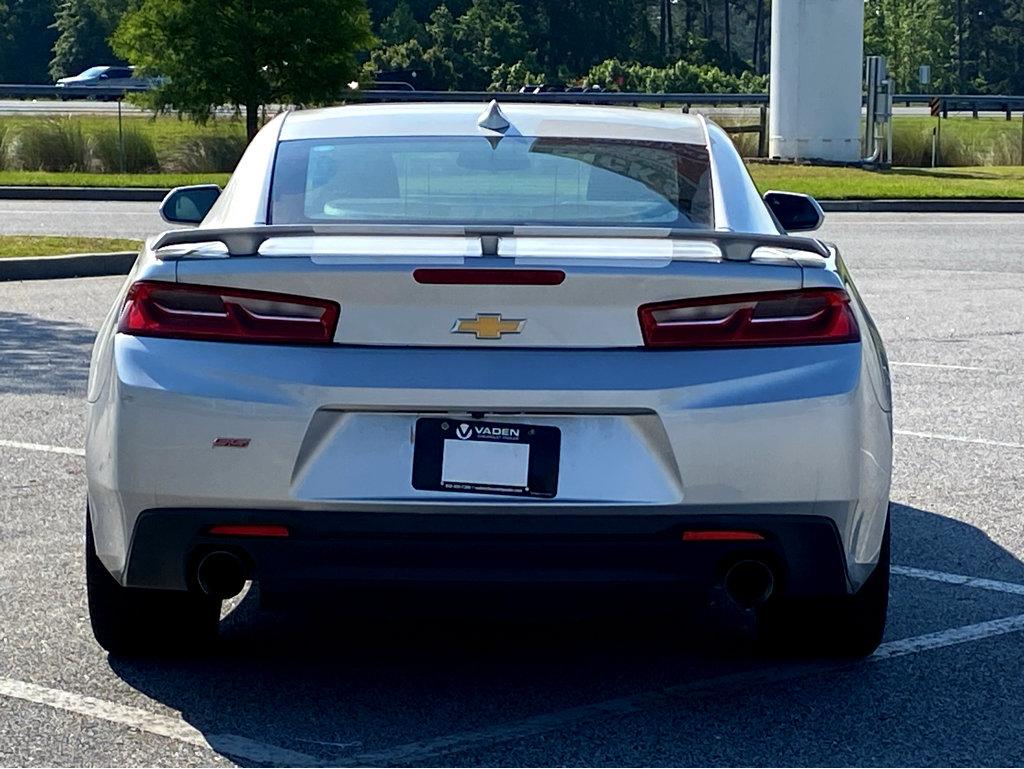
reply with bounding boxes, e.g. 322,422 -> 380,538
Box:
84,101 -> 892,657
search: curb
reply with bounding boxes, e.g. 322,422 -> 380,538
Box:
819,199 -> 1024,213
0,252 -> 138,282
0,187 -> 167,202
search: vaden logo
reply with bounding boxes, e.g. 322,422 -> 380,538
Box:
457,424 -> 521,441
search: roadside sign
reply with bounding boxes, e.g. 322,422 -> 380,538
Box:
930,97 -> 941,117
919,64 -> 931,85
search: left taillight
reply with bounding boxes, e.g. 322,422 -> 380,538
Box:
118,281 -> 340,344
639,288 -> 860,349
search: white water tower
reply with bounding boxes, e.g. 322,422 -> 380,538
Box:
769,0 -> 864,162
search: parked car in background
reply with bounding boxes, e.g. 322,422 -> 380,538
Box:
55,65 -> 159,97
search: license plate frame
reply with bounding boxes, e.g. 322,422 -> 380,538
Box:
412,418 -> 560,498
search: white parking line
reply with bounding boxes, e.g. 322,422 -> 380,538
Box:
0,677 -> 319,765
0,439 -> 85,457
894,564 -> 1024,597
345,611 -> 1024,766
889,361 -> 998,372
894,429 -> 1024,450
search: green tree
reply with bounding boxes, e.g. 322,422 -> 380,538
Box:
865,0 -> 955,91
0,0 -> 58,83
112,0 -> 375,140
50,0 -> 130,79
452,0 -> 531,89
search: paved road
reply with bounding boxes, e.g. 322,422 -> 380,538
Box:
0,99 -> 237,116
0,200 -> 161,240
1,213 -> 1023,765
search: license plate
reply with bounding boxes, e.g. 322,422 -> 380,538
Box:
412,418 -> 560,498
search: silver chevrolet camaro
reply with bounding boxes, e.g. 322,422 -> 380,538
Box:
84,101 -> 892,657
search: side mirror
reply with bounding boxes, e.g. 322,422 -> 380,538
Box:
763,190 -> 824,232
159,184 -> 221,225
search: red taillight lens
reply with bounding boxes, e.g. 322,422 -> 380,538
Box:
118,281 -> 339,344
682,530 -> 764,542
639,288 -> 859,349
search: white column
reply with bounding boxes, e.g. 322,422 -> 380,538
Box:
769,0 -> 864,162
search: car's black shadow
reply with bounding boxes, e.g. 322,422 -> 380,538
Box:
0,311 -> 95,396
108,503 -> 1024,767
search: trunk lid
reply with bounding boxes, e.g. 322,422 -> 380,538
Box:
171,234 -> 809,348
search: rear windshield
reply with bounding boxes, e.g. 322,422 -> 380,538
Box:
269,136 -> 713,228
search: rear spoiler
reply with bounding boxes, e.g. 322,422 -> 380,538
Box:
150,224 -> 830,262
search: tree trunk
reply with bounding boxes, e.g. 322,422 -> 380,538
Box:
246,98 -> 259,142
665,0 -> 673,55
753,0 -> 764,74
659,0 -> 666,58
956,0 -> 964,92
724,0 -> 732,65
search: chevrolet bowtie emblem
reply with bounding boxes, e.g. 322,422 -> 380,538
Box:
452,313 -> 525,340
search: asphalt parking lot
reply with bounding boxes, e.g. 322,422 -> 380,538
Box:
1,211 -> 1023,766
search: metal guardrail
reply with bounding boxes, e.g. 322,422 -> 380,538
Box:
0,84 -> 153,99
3,84 -> 1024,114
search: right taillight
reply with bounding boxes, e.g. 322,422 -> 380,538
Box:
118,281 -> 339,344
639,288 -> 859,348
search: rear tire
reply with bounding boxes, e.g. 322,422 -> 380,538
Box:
758,507 -> 890,658
85,507 -> 220,656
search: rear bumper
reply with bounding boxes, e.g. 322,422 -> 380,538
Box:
124,507 -> 852,597
87,338 -> 892,591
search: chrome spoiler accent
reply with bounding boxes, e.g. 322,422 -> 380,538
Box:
150,224 -> 830,261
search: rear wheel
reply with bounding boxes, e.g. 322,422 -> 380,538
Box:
85,507 -> 220,656
758,507 -> 890,658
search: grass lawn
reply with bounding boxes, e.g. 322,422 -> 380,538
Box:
0,171 -> 230,187
0,113 -> 245,155
747,165 -> 1024,200
0,235 -> 141,258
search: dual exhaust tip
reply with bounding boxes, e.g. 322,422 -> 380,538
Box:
195,550 -> 247,600
723,559 -> 775,608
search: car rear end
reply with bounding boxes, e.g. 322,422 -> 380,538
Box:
85,104 -> 891,652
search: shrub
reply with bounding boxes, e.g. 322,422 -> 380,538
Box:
0,125 -> 10,171
164,135 -> 247,173
584,58 -> 767,94
92,128 -> 160,173
13,118 -> 91,171
488,60 -> 545,91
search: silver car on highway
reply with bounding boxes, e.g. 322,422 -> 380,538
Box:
84,101 -> 893,657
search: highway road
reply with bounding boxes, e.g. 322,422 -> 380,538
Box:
1,212 -> 1023,765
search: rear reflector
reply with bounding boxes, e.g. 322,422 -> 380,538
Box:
208,524 -> 289,538
682,530 -> 764,542
118,281 -> 339,344
413,268 -> 565,286
639,288 -> 859,349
